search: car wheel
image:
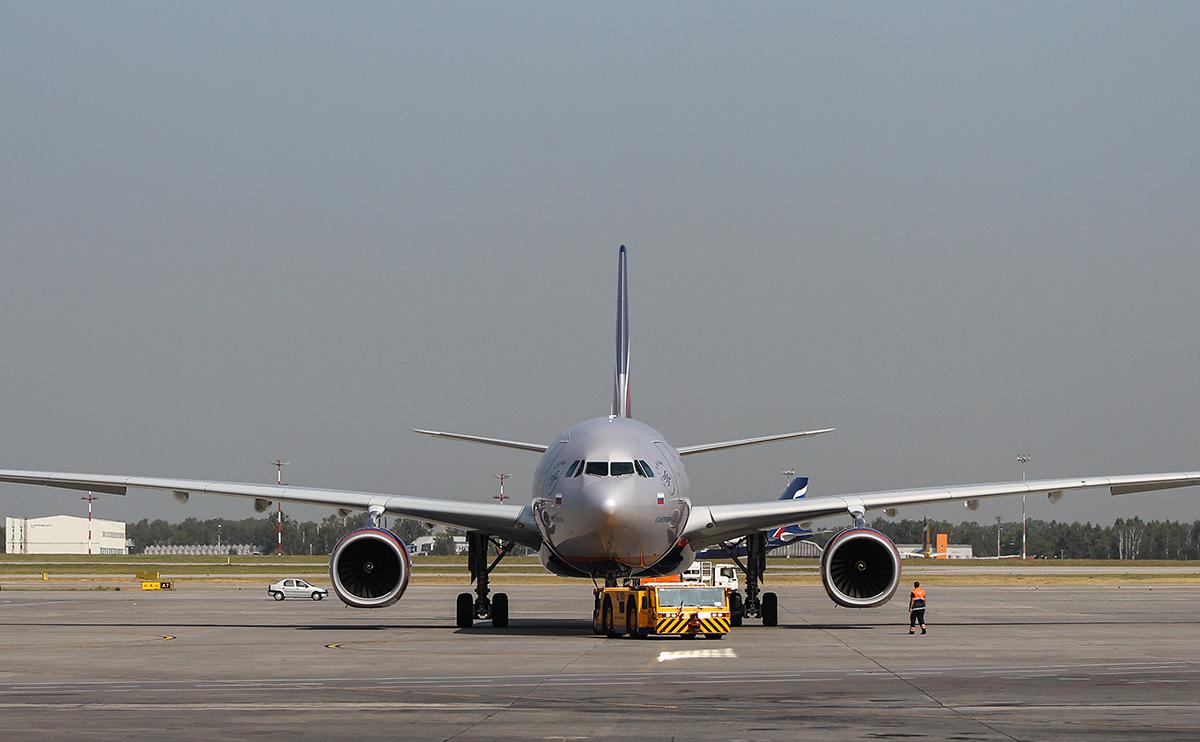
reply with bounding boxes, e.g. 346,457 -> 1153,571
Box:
272,591 -> 284,601
311,592 -> 323,601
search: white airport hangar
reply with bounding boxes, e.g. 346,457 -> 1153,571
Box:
5,515 -> 129,555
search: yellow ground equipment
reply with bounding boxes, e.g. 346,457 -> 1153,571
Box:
593,583 -> 732,639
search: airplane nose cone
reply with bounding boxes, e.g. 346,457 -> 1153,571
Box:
578,478 -> 652,560
540,476 -> 679,575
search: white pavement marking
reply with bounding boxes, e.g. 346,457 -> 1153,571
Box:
656,648 -> 737,663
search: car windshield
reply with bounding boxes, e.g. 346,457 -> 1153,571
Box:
655,587 -> 726,608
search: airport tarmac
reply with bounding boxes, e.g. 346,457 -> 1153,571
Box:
1,584 -> 1198,741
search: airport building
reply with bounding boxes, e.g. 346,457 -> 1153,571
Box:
409,534 -> 469,556
5,514 -> 129,555
897,542 -> 975,559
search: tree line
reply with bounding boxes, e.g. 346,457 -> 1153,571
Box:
856,517 -> 1200,559
121,514 -> 433,556
6,516 -> 1200,559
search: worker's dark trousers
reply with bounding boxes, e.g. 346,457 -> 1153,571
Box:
909,609 -> 926,627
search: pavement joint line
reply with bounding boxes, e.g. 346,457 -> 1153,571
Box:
5,660 -> 1197,692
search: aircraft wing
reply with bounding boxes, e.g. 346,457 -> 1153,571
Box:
0,469 -> 538,546
684,471 -> 1200,548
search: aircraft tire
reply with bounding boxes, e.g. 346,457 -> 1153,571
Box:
491,593 -> 509,628
762,592 -> 779,627
455,592 -> 474,628
729,593 -> 743,627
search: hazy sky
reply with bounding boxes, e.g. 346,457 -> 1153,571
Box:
1,2 -> 1198,529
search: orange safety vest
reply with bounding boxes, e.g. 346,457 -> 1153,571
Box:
910,587 -> 926,605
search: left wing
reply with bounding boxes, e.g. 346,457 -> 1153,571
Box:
684,471 -> 1200,547
0,469 -> 539,546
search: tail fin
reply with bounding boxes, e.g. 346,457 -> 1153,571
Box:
612,245 -> 631,418
778,476 -> 809,500
769,476 -> 812,543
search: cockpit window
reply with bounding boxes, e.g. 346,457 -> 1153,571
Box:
610,461 -> 635,476
638,460 -> 655,477
584,461 -> 609,477
566,460 -> 583,477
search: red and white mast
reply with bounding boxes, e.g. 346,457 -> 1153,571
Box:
81,492 -> 99,555
494,473 -> 511,505
272,458 -> 290,557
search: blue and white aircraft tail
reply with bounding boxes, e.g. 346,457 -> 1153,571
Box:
696,476 -> 814,558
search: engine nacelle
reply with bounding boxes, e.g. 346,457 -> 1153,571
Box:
820,528 -> 901,608
329,528 -> 412,608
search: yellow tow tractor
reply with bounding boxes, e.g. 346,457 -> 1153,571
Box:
593,580 -> 732,639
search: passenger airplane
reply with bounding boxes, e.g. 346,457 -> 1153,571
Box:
2,246 -> 1198,629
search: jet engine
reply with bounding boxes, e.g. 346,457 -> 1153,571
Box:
329,528 -> 412,608
820,528 -> 901,608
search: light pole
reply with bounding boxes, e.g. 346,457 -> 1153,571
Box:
272,459 -> 290,557
995,515 -> 1002,558
81,492 -> 99,555
494,473 -> 511,505
1017,454 -> 1031,560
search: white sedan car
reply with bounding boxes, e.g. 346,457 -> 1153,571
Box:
267,578 -> 328,601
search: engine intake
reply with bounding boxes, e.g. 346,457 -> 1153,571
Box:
329,528 -> 411,608
820,528 -> 901,608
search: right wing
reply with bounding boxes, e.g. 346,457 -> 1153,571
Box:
684,471 -> 1200,548
0,469 -> 540,546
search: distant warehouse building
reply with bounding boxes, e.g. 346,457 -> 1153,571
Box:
896,543 -> 974,559
4,514 -> 129,555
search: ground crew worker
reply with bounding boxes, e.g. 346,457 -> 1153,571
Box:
908,581 -> 927,635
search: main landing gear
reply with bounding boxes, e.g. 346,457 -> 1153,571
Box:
456,531 -> 515,629
725,532 -> 779,627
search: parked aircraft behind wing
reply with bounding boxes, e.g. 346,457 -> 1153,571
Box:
695,477 -> 814,559
1,247 -> 1198,629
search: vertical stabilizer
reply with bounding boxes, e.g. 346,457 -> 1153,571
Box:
612,245 -> 631,418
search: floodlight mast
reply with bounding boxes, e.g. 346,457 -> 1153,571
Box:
1017,454 -> 1031,560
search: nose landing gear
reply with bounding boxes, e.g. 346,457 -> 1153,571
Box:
456,531 -> 515,629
